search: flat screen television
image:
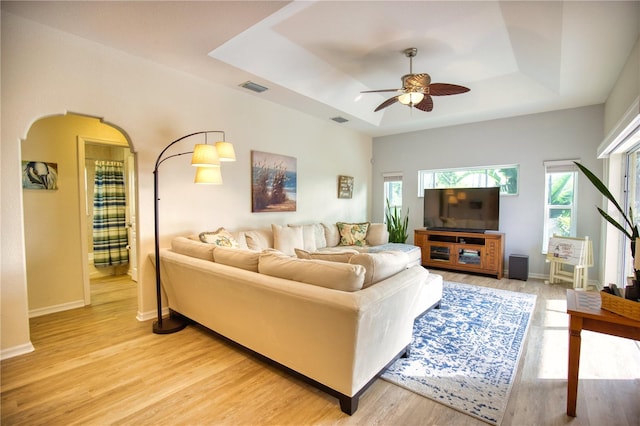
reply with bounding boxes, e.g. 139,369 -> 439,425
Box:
423,187 -> 500,232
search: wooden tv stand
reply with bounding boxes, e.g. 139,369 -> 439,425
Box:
414,229 -> 505,279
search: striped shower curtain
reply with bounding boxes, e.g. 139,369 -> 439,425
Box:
93,161 -> 129,267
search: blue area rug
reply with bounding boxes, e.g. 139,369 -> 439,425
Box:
382,281 -> 536,425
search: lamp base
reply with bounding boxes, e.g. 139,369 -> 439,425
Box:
153,317 -> 187,334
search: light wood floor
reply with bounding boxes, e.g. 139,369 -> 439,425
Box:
2,272 -> 639,425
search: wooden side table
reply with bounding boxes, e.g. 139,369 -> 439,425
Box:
565,290 -> 640,416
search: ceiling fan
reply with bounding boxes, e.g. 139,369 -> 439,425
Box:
361,47 -> 470,112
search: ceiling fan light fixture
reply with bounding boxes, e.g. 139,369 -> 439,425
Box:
398,92 -> 424,105
362,47 -> 469,113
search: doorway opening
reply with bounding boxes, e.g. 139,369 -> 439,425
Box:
82,141 -> 137,284
21,114 -> 136,317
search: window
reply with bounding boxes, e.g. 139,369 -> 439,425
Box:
542,160 -> 578,253
597,111 -> 640,284
417,164 -> 518,196
624,147 -> 640,279
383,173 -> 403,217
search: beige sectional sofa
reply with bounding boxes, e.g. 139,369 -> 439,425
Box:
157,222 -> 443,414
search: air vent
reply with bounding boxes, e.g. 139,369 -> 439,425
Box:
331,116 -> 349,123
239,81 -> 268,93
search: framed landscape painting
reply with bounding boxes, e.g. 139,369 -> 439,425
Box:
251,150 -> 297,213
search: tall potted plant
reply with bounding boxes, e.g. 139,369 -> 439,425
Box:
385,198 -> 409,243
574,162 -> 640,290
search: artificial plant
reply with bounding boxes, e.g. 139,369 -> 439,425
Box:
385,198 -> 409,243
574,161 -> 640,281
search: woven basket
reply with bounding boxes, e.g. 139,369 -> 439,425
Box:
600,291 -> 640,321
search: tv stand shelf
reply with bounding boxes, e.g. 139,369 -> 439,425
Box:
414,229 -> 504,279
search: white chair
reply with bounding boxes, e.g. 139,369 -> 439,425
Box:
546,235 -> 593,290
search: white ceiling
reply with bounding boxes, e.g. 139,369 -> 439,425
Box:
3,1 -> 639,137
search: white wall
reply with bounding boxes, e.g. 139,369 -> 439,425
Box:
604,36 -> 640,139
372,105 -> 604,280
598,35 -> 640,286
0,13 -> 372,358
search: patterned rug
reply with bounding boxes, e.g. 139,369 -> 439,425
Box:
382,281 -> 536,425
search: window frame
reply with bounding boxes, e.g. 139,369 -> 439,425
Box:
383,173 -> 403,221
542,160 -> 578,254
417,164 -> 519,197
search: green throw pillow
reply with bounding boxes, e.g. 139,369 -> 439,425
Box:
336,222 -> 370,247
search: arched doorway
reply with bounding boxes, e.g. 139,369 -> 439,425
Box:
21,113 -> 137,316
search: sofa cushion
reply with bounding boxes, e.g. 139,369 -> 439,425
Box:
229,231 -> 249,250
199,228 -> 240,248
272,224 -> 304,256
171,237 -> 214,261
258,251 -> 365,292
287,224 -> 317,252
213,246 -> 260,272
322,223 -> 340,247
368,243 -> 422,267
294,248 -> 358,263
349,251 -> 409,288
337,222 -> 370,247
245,228 -> 273,251
366,223 -> 389,246
312,223 -> 327,249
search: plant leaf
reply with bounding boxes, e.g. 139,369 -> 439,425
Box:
598,207 -> 633,240
574,161 -> 634,230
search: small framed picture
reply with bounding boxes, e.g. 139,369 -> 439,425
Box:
338,175 -> 353,199
22,161 -> 58,190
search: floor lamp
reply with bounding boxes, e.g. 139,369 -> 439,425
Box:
153,131 -> 236,334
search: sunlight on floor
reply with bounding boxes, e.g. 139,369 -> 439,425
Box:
538,298 -> 640,380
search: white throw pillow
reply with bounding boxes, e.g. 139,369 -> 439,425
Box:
228,231 -> 249,250
322,223 -> 340,247
288,224 -> 317,252
312,223 -> 327,249
245,228 -> 274,251
366,223 -> 389,246
272,224 -> 304,256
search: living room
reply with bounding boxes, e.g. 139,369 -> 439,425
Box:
1,2 -> 639,424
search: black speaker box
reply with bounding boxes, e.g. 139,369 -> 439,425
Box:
509,254 -> 529,281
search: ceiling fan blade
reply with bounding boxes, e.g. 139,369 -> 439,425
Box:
414,95 -> 433,112
429,83 -> 470,96
374,96 -> 399,112
361,88 -> 402,93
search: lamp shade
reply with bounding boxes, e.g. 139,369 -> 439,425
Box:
191,144 -> 220,167
398,92 -> 424,105
215,141 -> 236,162
194,166 -> 223,184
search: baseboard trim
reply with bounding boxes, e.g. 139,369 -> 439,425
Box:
1,342 -> 35,360
529,272 -> 599,289
29,300 -> 85,318
137,307 -> 168,322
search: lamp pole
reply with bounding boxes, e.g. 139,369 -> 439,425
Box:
152,131 -> 225,334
